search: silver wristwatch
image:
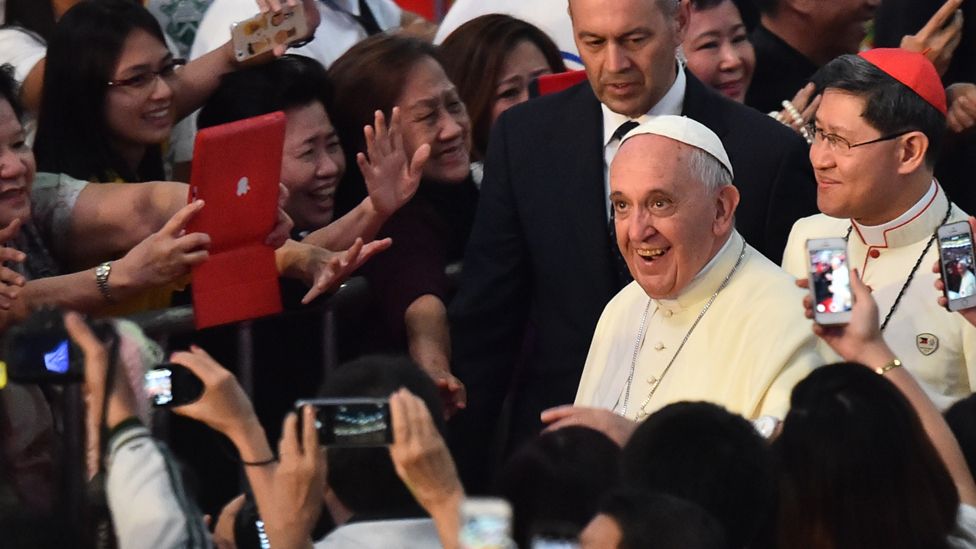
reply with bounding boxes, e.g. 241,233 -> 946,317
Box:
95,261 -> 113,301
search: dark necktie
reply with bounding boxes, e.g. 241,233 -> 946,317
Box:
354,0 -> 383,35
321,0 -> 383,35
608,120 -> 639,288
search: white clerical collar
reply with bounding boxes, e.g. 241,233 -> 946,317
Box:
655,230 -> 742,311
851,180 -> 940,248
601,63 -> 686,148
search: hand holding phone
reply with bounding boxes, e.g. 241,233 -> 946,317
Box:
145,362 -> 205,407
295,398 -> 392,447
231,3 -> 309,62
806,238 -> 853,325
937,220 -> 976,311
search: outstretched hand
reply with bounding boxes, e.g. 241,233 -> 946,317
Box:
114,200 -> 210,291
296,237 -> 392,304
901,0 -> 964,76
170,345 -> 259,441
360,108 -> 429,219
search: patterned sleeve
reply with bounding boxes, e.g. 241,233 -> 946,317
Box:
30,172 -> 89,261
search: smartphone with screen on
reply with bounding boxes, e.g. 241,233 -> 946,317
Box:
460,497 -> 514,549
144,362 -> 205,407
806,237 -> 853,325
230,3 -> 308,62
937,220 -> 976,311
295,397 -> 393,447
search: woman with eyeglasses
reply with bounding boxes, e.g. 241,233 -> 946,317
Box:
32,0 -> 312,183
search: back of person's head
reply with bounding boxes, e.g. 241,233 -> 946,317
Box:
775,363 -> 958,549
319,355 -> 444,517
198,55 -> 333,130
588,489 -> 728,549
33,0 -> 163,182
495,426 -> 620,548
620,401 -> 773,549
811,53 -> 945,168
946,394 -> 976,483
438,14 -> 565,160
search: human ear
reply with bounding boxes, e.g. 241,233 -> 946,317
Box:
713,184 -> 740,235
896,131 -> 928,175
674,0 -> 691,44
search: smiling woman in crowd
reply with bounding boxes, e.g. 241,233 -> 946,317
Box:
438,14 -> 565,162
681,0 -> 755,103
328,34 -> 477,415
31,0 -> 310,183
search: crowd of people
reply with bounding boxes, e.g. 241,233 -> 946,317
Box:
2,0 -> 976,547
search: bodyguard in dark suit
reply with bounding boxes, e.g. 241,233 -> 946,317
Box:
448,0 -> 816,490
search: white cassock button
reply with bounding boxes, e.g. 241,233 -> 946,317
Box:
654,342 -> 665,351
663,309 -> 674,318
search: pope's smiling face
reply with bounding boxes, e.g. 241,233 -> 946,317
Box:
610,134 -> 738,299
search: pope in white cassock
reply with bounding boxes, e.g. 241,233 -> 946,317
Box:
781,48 -> 976,411
543,115 -> 821,444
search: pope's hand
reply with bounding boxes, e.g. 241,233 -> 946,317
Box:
540,405 -> 636,446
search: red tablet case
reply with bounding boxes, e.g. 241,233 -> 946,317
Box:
187,112 -> 285,329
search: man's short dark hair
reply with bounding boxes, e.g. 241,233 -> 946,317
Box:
319,355 -> 444,516
620,401 -> 774,549
812,53 -> 945,168
495,426 -> 620,548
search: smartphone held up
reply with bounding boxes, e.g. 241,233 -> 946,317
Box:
937,220 -> 976,311
806,238 -> 853,325
295,397 -> 393,447
231,3 -> 309,62
144,362 -> 205,407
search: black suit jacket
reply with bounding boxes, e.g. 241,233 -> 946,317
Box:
448,72 -> 816,489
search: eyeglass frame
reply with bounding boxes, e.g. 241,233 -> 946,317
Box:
804,123 -> 914,153
106,58 -> 187,90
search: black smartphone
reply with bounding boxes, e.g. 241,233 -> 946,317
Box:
295,397 -> 392,447
144,362 -> 204,407
1,309 -> 114,384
